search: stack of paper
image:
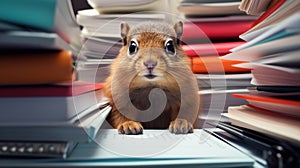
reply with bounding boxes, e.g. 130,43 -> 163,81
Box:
0,0 -> 80,84
87,0 -> 170,14
178,0 -> 245,17
221,0 -> 300,147
177,0 -> 256,120
0,0 -> 109,158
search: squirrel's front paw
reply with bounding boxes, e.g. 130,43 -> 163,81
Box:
169,119 -> 193,134
117,121 -> 143,135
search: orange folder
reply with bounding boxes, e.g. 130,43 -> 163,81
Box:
191,56 -> 250,74
0,81 -> 103,97
232,94 -> 300,107
233,93 -> 300,118
0,50 -> 73,85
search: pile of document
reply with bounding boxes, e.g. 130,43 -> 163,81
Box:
219,0 -> 300,166
177,0 -> 257,120
0,0 -> 110,158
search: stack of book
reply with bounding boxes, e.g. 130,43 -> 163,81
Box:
0,0 -> 110,159
76,0 -> 180,83
177,0 -> 257,120
219,0 -> 300,163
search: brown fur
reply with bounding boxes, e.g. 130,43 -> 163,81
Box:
104,22 -> 200,134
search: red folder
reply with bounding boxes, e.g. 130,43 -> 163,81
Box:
191,56 -> 250,74
183,41 -> 245,57
233,93 -> 300,118
232,94 -> 300,107
182,20 -> 254,42
0,81 -> 103,97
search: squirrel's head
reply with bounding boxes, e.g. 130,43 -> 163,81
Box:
112,21 -> 190,87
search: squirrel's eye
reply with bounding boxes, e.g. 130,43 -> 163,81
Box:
128,40 -> 138,55
165,39 -> 175,56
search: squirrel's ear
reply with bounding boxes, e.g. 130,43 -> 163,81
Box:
173,21 -> 183,45
121,22 -> 130,45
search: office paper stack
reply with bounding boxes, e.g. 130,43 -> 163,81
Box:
221,0 -> 300,149
177,0 -> 257,119
0,0 -> 110,159
76,0 -> 179,83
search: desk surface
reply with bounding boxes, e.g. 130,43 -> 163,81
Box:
0,129 -> 255,167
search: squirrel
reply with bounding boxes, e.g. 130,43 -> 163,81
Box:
104,21 -> 200,135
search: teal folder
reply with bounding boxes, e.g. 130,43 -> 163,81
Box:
0,0 -> 81,48
0,0 -> 57,31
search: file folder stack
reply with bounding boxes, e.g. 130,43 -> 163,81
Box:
219,0 -> 300,166
177,0 -> 257,120
0,0 -> 110,159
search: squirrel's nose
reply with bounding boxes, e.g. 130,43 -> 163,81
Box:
143,60 -> 157,70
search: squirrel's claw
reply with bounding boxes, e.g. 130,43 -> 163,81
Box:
117,121 -> 143,135
169,118 -> 193,134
